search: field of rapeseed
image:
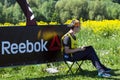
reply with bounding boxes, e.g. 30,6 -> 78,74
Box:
65,19 -> 120,36
1,20 -> 120,34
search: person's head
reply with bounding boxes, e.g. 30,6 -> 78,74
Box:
68,19 -> 81,33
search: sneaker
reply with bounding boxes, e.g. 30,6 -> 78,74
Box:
98,71 -> 111,77
104,68 -> 111,72
101,65 -> 111,72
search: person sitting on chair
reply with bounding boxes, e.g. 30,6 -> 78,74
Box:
61,19 -> 112,77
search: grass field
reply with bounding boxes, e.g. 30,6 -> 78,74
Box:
0,20 -> 120,80
0,62 -> 120,80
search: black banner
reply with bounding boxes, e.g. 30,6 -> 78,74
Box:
0,25 -> 69,67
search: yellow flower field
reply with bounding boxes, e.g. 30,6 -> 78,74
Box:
82,20 -> 120,34
0,20 -> 120,35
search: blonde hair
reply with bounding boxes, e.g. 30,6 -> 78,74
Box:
68,20 -> 80,28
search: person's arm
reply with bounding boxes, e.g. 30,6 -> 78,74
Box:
63,35 -> 85,54
64,46 -> 82,54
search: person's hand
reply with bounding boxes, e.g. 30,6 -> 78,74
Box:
80,46 -> 86,51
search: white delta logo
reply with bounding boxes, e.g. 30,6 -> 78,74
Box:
1,39 -> 48,55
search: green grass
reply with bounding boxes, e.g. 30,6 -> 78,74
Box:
0,29 -> 120,80
0,61 -> 120,80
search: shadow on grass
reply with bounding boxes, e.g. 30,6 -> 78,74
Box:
25,69 -> 120,80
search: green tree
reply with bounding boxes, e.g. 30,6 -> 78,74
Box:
0,0 -> 4,4
55,0 -> 68,23
105,1 -> 120,19
2,0 -> 8,22
1,0 -> 120,24
55,0 -> 88,23
88,0 -> 107,20
112,0 -> 120,4
40,0 -> 56,22
12,3 -> 22,24
0,2 -> 3,22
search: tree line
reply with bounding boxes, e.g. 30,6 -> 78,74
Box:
0,0 -> 120,24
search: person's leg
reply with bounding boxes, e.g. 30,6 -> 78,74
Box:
72,46 -> 103,69
84,46 -> 111,72
84,46 -> 103,69
72,46 -> 111,77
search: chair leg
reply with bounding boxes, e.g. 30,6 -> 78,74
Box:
65,62 -> 75,74
65,61 -> 84,74
75,61 -> 83,73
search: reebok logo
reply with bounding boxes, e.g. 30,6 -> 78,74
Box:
1,39 -> 48,55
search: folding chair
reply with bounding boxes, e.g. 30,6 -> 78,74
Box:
64,59 -> 84,74
61,39 -> 84,74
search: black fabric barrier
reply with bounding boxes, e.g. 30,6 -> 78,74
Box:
0,25 -> 69,67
